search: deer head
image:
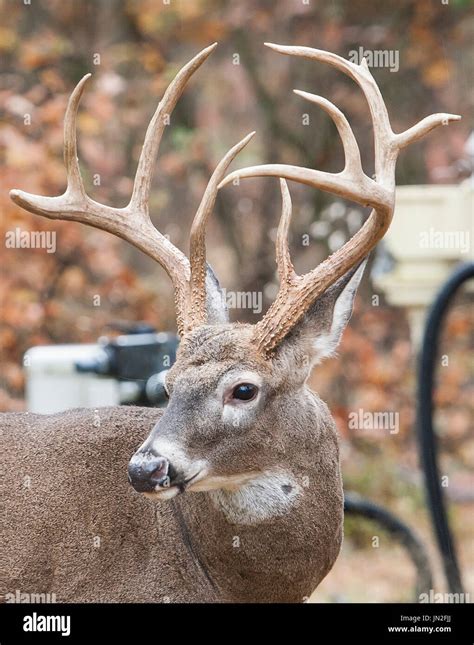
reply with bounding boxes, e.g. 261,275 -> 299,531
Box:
11,44 -> 459,521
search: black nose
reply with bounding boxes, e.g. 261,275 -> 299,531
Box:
127,452 -> 169,493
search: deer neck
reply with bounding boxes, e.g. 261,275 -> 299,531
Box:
173,410 -> 343,603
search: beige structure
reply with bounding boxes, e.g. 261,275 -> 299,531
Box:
375,182 -> 473,345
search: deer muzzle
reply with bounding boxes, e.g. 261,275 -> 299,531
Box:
127,450 -> 173,493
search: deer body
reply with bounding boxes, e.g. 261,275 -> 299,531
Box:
2,390 -> 342,603
3,43 -> 458,603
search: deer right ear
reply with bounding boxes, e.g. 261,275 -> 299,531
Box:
273,259 -> 367,370
205,263 -> 229,324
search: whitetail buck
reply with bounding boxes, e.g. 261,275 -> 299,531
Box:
2,43 -> 459,603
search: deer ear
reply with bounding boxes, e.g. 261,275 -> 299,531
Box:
274,258 -> 367,367
205,263 -> 229,324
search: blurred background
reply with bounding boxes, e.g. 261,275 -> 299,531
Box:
0,0 -> 472,602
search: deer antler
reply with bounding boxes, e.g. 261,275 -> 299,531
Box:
10,44 -> 254,335
221,43 -> 461,354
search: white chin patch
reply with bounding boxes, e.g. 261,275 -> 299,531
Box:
187,471 -> 258,492
208,471 -> 302,525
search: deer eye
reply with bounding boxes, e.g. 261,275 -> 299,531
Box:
232,383 -> 258,401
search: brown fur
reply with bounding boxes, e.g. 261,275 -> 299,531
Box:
1,269 -> 366,603
1,402 -> 342,602
3,40 -> 455,603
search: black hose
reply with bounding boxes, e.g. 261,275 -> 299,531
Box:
344,492 -> 433,599
416,261 -> 474,594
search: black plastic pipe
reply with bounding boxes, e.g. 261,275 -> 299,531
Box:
344,492 -> 433,599
416,261 -> 474,594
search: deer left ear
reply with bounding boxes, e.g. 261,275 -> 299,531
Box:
275,258 -> 367,367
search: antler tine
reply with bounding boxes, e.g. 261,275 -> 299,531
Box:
10,45 -> 225,335
220,43 -> 461,354
293,90 -> 362,173
63,73 -> 91,197
395,112 -> 461,150
130,42 -> 217,213
10,74 -> 93,218
276,179 -> 296,285
187,131 -> 255,329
